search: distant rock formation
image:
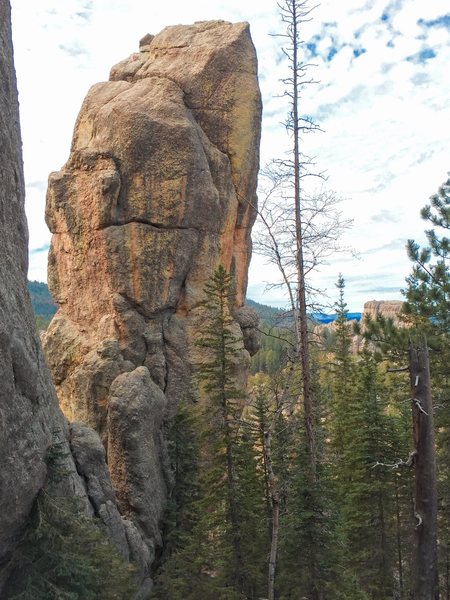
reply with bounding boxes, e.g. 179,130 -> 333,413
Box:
361,300 -> 403,327
43,20 -> 261,580
314,299 -> 404,355
352,299 -> 404,352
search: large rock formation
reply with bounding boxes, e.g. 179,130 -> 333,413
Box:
43,20 -> 261,577
0,0 -> 84,589
0,4 -> 152,595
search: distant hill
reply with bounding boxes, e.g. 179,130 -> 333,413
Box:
27,281 -> 57,323
26,282 -> 361,329
245,298 -> 291,326
312,311 -> 362,324
246,298 -> 361,326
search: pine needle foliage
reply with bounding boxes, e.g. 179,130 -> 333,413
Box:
156,266 -> 268,599
4,487 -> 136,600
403,174 -> 450,340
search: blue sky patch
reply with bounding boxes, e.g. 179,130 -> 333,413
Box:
418,14 -> 450,29
353,47 -> 367,58
307,41 -> 318,57
327,46 -> 338,61
30,244 -> 50,255
406,48 -> 437,63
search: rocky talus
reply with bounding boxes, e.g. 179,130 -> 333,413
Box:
43,20 -> 261,585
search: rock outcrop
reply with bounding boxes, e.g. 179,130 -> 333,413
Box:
43,20 -> 261,577
361,300 -> 403,327
0,0 -> 84,590
0,4 -> 152,595
314,300 -> 404,355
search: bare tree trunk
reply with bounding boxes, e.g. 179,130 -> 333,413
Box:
446,542 -> 449,600
264,428 -> 280,600
288,4 -> 318,595
291,1 -> 316,479
395,477 -> 404,599
262,365 -> 295,600
379,492 -> 389,597
409,344 -> 439,600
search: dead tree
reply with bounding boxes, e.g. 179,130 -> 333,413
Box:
254,366 -> 295,600
409,343 -> 439,599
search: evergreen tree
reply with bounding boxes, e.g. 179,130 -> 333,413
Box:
329,275 -> 357,464
404,173 -> 450,341
159,401 -> 201,559
403,174 -> 450,597
4,441 -> 136,600
276,352 -> 365,600
195,265 -> 249,593
341,350 -> 397,598
157,266 -> 267,599
326,277 -> 413,598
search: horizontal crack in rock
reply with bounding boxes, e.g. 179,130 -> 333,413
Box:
98,219 -> 198,232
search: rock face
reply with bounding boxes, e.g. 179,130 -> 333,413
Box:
0,0 -> 85,590
362,300 -> 403,327
314,300 -> 404,355
43,20 -> 261,574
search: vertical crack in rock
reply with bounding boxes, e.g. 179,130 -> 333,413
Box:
43,19 -> 262,578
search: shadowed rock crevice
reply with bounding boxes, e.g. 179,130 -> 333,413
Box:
100,220 -> 199,231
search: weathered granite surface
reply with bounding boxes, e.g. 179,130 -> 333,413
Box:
0,0 -> 86,590
0,3 -> 154,595
43,20 -> 261,574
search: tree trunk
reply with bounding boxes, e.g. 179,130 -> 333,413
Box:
264,429 -> 280,600
395,477 -> 404,599
446,542 -> 449,600
291,2 -> 316,479
409,344 -> 439,600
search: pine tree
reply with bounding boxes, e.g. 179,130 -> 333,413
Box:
326,277 -> 411,598
276,351 -> 365,600
329,275 -> 357,466
403,174 -> 450,598
195,265 -> 247,592
158,401 -> 201,561
404,173 -> 450,343
157,266 -> 267,599
4,441 -> 136,599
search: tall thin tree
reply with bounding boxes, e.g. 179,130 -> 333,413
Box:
277,0 -> 321,476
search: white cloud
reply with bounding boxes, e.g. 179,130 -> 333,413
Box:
10,0 -> 450,309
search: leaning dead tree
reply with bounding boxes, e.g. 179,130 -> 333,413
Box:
409,344 -> 439,600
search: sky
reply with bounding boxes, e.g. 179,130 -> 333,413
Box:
10,0 -> 450,311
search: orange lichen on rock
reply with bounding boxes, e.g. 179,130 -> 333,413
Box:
43,20 -> 262,575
